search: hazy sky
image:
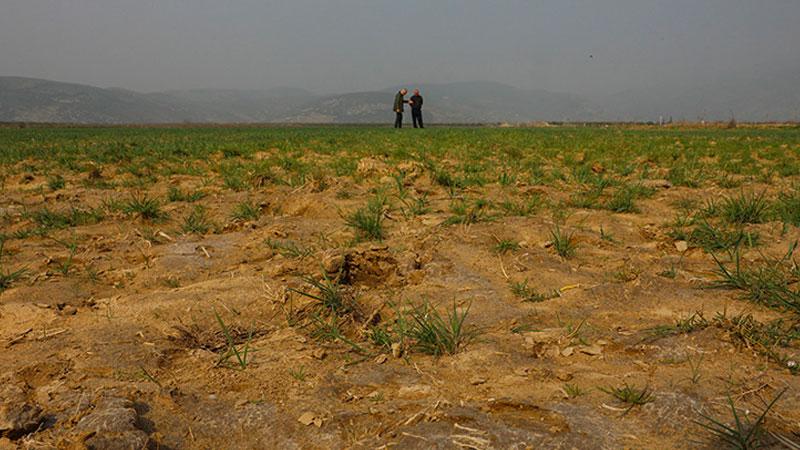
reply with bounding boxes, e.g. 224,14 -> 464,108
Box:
2,0 -> 799,94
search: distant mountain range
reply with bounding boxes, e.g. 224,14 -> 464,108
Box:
1,76 -> 798,124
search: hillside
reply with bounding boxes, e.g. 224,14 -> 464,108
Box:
1,76 -> 798,123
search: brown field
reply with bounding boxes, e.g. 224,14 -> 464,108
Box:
1,125 -> 799,449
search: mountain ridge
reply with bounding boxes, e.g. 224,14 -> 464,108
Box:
1,76 -> 797,124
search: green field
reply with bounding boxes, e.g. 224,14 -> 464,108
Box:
3,125 -> 800,182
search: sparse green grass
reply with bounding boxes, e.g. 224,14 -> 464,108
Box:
344,195 -> 386,241
433,168 -> 464,192
695,388 -> 786,449
549,224 -> 578,258
214,310 -> 255,370
25,206 -> 104,230
605,185 -> 640,213
710,243 -> 800,314
47,174 -> 65,191
308,313 -> 366,354
776,187 -> 800,227
50,235 -> 79,276
401,300 -> 479,356
289,272 -> 359,316
510,279 -> 560,303
400,194 -> 430,218
493,239 -> 520,254
265,238 -> 312,258
601,383 -> 655,413
696,222 -> 759,252
644,311 -> 710,341
498,195 -> 542,217
231,201 -> 261,221
687,355 -> 704,384
599,226 -> 616,243
168,186 -> 206,203
181,206 -> 212,234
0,239 -> 27,292
289,366 -> 308,382
122,193 -> 167,221
562,383 -> 586,399
445,198 -> 493,225
368,325 -> 395,350
712,311 -> 800,371
719,191 -> 771,225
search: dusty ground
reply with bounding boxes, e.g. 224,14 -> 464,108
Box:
1,126 -> 799,449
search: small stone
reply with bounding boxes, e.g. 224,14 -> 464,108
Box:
555,371 -> 573,382
470,377 -> 487,386
641,179 -> 673,190
321,252 -> 345,274
675,241 -> 689,252
374,354 -> 388,365
391,342 -> 403,358
514,367 -> 531,377
524,329 -> 563,344
311,349 -> 327,360
579,345 -> 603,356
397,384 -> 431,399
298,412 -> 322,427
61,306 -> 78,316
561,347 -> 574,357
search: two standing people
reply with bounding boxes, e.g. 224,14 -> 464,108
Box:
393,88 -> 424,129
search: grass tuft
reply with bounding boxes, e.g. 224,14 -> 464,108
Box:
720,191 -> 771,225
601,383 -> 655,413
344,196 -> 386,241
214,310 -> 255,370
510,280 -> 561,303
181,205 -> 212,234
123,193 -> 167,221
550,224 -> 578,258
402,300 -> 479,356
231,201 -> 261,221
695,388 -> 786,449
0,240 -> 27,292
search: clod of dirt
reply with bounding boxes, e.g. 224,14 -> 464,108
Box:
674,240 -> 689,252
356,158 -> 390,177
578,344 -> 603,356
336,246 -> 403,287
73,396 -> 150,450
395,161 -> 425,180
470,377 -> 487,386
641,179 -> 672,189
397,384 -> 432,399
391,342 -> 403,358
321,250 -> 346,275
0,385 -> 43,440
297,412 -> 323,428
523,328 -> 564,345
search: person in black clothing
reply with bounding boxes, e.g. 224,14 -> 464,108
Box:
409,89 -> 424,128
393,89 -> 408,128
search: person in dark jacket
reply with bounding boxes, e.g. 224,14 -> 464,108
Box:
393,89 -> 408,128
409,89 -> 424,128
